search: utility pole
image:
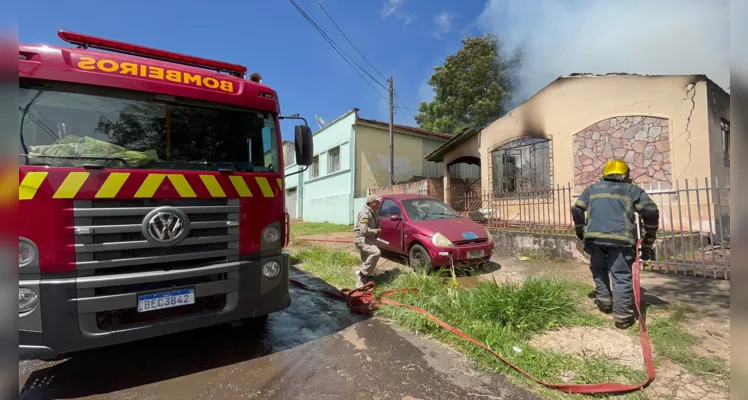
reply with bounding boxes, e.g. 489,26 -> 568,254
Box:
388,76 -> 394,185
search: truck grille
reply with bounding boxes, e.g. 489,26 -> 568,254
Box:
72,199 -> 240,275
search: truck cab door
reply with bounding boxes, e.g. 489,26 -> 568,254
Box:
377,198 -> 405,252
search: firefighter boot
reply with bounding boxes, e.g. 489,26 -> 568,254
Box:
356,271 -> 373,288
594,298 -> 613,314
615,317 -> 635,330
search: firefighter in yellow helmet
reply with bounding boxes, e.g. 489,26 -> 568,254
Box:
571,159 -> 659,329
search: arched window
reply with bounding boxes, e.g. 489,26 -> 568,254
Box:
490,137 -> 551,196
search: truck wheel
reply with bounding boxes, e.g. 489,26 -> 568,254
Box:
234,314 -> 269,329
409,244 -> 433,273
247,314 -> 269,327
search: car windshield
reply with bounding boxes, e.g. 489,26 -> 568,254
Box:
19,80 -> 279,172
402,198 -> 459,221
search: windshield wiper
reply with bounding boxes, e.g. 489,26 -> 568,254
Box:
163,161 -> 256,173
431,212 -> 457,219
20,154 -> 129,167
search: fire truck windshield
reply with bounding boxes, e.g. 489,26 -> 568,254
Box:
19,80 -> 279,172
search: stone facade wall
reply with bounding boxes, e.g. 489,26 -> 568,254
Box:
367,177 -> 436,197
573,116 -> 672,192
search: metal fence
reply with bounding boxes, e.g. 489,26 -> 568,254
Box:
450,177 -> 731,279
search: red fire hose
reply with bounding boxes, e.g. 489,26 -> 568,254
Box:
289,238 -> 654,395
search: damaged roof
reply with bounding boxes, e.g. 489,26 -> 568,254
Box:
355,117 -> 453,141
423,126 -> 482,162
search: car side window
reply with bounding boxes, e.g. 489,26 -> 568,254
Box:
378,199 -> 401,218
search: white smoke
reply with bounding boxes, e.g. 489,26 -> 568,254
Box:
477,0 -> 730,103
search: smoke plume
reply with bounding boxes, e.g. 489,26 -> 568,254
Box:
478,0 -> 730,104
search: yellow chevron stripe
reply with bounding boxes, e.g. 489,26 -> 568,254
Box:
255,177 -> 275,198
19,172 -> 48,200
53,172 -> 90,199
167,174 -> 196,198
95,173 -> 130,198
134,174 -> 166,198
229,176 -> 253,197
276,178 -> 283,191
201,175 -> 226,197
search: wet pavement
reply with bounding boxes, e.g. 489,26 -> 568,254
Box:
19,267 -> 540,400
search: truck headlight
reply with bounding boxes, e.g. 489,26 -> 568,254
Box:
19,238 -> 36,267
19,288 -> 39,313
431,232 -> 454,248
262,261 -> 281,279
262,226 -> 281,243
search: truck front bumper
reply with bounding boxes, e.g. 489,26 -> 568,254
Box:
19,253 -> 290,361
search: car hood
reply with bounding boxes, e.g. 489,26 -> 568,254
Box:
410,217 -> 488,242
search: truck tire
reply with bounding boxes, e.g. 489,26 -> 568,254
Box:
409,244 -> 434,273
234,314 -> 269,329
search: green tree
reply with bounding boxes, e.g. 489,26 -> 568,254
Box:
415,34 -> 521,134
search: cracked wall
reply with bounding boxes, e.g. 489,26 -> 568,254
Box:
476,75 -> 722,197
573,116 -> 672,192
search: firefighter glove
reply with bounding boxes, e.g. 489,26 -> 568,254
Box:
640,245 -> 655,261
575,226 -> 584,241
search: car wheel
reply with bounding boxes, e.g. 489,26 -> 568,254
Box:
409,244 -> 434,273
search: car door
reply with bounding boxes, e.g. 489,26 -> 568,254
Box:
377,198 -> 405,252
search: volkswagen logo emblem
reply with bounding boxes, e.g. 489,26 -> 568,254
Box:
142,207 -> 190,246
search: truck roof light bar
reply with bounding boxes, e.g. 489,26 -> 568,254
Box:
57,30 -> 248,78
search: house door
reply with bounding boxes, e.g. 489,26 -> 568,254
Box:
286,188 -> 298,219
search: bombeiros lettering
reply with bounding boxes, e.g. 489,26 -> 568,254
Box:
76,56 -> 235,93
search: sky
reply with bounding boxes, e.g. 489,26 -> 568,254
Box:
9,0 -> 730,141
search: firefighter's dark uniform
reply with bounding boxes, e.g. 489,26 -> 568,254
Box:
571,159 -> 659,328
353,195 -> 382,287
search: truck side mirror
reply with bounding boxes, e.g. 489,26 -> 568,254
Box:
294,125 -> 314,166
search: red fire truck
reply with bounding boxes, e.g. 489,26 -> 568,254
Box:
18,30 -> 313,360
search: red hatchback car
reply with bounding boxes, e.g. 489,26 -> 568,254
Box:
374,194 -> 495,271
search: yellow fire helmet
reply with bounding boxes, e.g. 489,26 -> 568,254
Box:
602,159 -> 631,181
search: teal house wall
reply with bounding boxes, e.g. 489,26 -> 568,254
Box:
283,109 -> 357,225
282,108 -> 465,226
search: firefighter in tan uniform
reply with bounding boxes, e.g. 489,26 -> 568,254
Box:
354,195 -> 382,287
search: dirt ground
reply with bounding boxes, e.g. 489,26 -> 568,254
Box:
295,231 -> 732,400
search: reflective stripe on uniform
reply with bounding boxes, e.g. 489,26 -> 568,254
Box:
588,193 -> 634,241
583,231 -> 635,243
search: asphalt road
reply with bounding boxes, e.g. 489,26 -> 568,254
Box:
19,268 -> 540,400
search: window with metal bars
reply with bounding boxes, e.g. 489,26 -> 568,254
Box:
490,137 -> 551,196
328,146 -> 340,173
310,155 -> 319,178
721,118 -> 730,165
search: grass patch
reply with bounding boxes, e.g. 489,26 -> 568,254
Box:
292,246 -> 648,397
519,247 -> 558,262
291,245 -> 359,287
290,221 -> 351,238
637,303 -> 729,386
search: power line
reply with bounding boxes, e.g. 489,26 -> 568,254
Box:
288,0 -> 387,92
288,0 -> 388,100
311,0 -> 388,82
393,93 -> 419,126
290,0 -> 426,130
394,103 -> 419,112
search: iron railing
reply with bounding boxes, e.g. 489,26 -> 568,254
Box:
449,177 -> 731,279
